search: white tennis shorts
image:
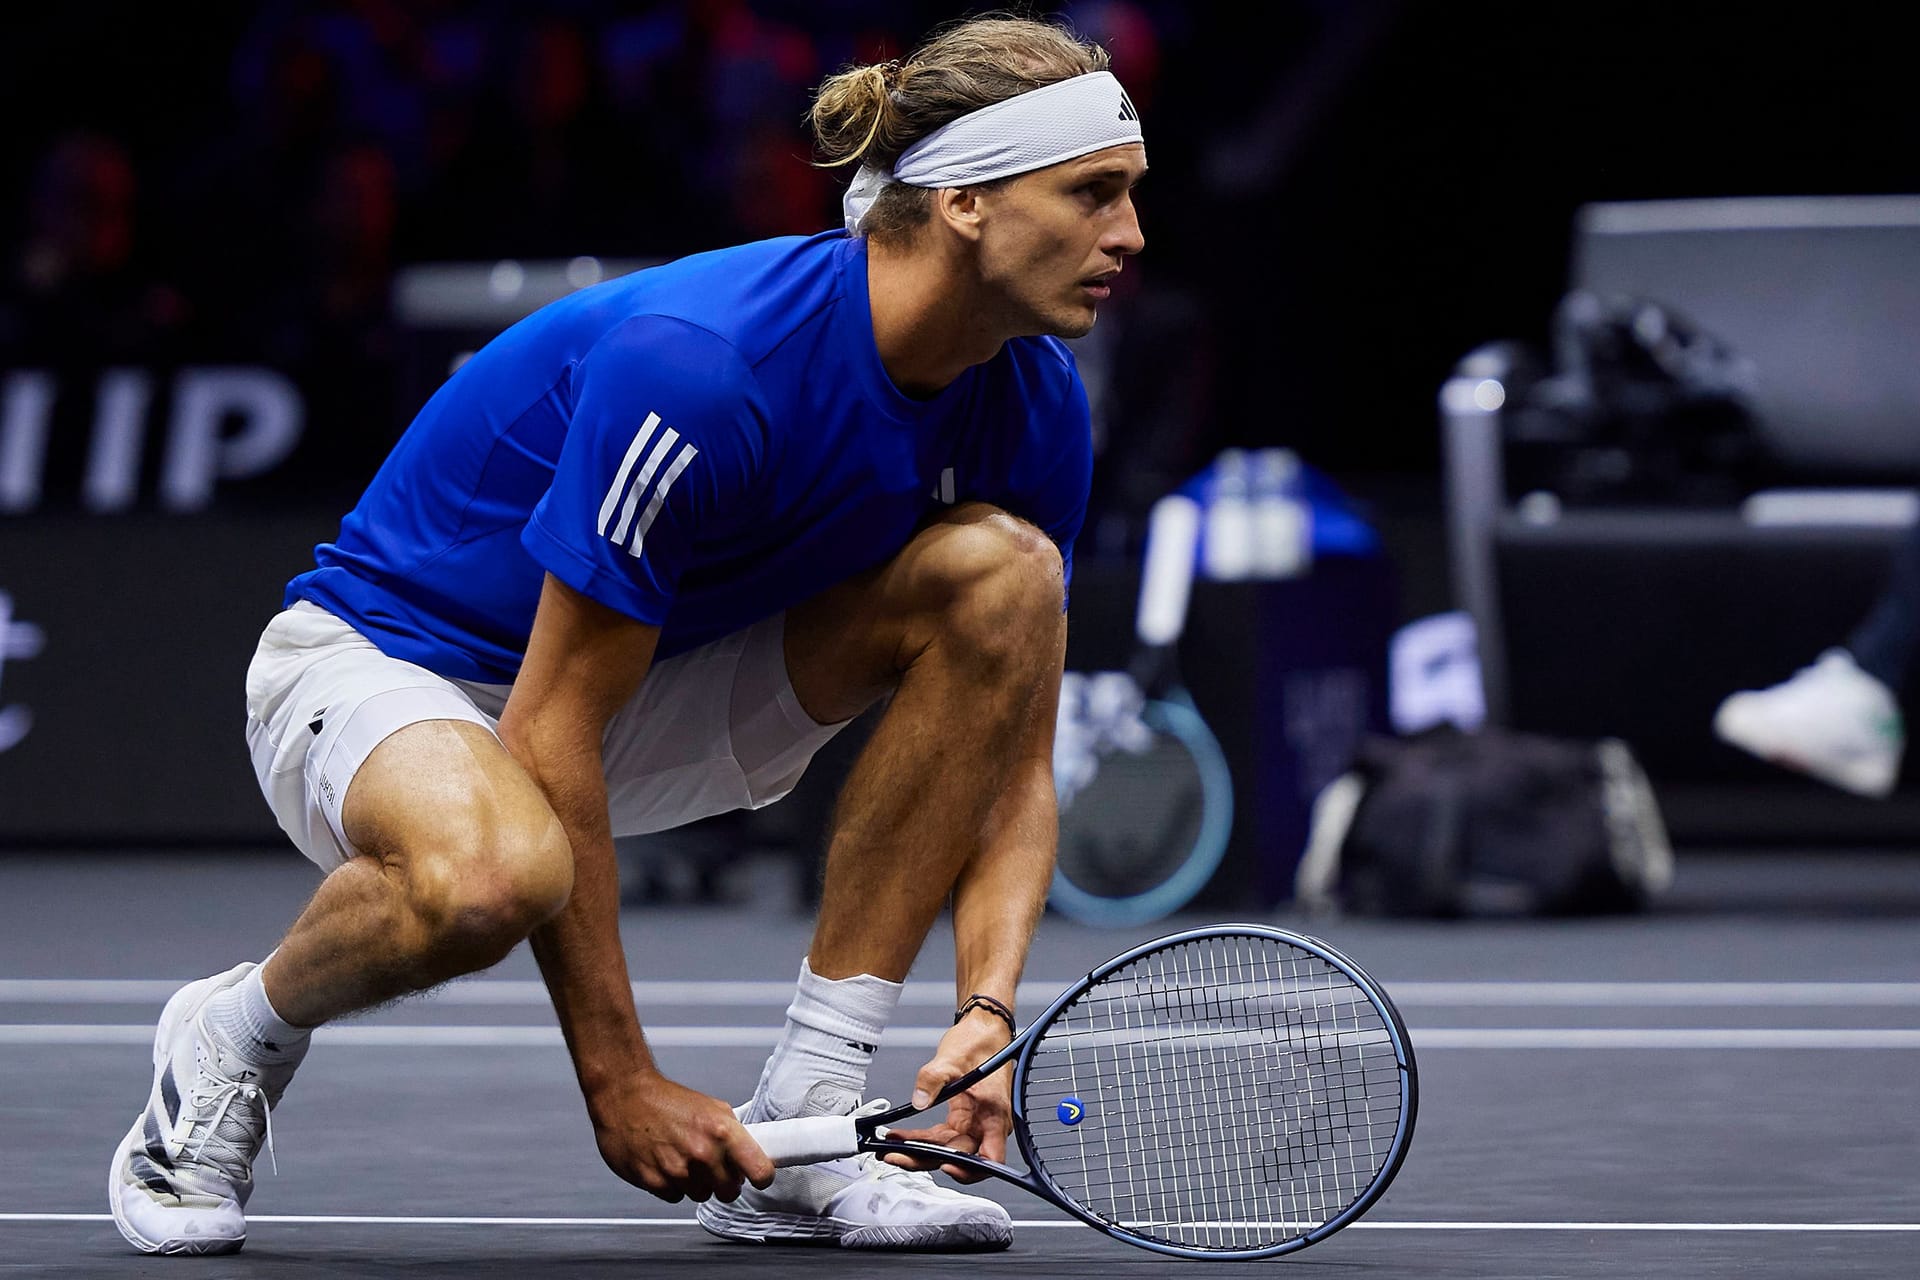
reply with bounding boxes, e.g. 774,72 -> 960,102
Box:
243,601 -> 848,871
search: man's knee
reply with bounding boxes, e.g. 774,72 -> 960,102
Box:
911,504 -> 1064,664
344,721 -> 574,960
785,504 -> 1065,719
400,805 -> 573,961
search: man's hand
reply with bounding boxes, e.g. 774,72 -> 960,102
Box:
589,1070 -> 776,1203
882,1011 -> 1013,1183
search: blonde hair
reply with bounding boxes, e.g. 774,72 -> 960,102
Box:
809,13 -> 1112,242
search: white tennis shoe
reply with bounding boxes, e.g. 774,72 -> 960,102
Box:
699,1086 -> 1013,1251
1713,649 -> 1905,798
109,963 -> 304,1255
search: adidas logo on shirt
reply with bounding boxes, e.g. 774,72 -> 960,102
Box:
596,411 -> 699,558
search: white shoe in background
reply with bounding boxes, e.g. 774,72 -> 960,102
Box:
1713,649 -> 1905,799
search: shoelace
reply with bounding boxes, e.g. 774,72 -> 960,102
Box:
180,1043 -> 277,1182
858,1153 -> 943,1188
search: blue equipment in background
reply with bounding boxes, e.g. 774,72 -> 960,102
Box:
1052,449 -> 1396,922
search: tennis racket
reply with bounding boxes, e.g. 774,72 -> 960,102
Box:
1049,493 -> 1234,926
746,923 -> 1417,1260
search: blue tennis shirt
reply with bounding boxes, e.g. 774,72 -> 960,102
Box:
288,231 -> 1093,683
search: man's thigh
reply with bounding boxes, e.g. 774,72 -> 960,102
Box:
245,602 -> 501,871
247,602 -> 850,859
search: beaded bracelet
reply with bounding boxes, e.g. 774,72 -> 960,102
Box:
954,992 -> 1018,1039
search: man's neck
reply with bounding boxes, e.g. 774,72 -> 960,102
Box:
864,238 -> 1006,400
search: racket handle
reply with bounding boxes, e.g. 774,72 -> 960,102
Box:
1137,493 -> 1201,647
744,1115 -> 862,1167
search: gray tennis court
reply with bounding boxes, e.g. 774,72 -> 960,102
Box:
7,847 -> 1919,1277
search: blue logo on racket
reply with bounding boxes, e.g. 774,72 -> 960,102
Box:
1057,1097 -> 1084,1125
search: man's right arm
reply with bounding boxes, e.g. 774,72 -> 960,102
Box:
499,572 -> 772,1202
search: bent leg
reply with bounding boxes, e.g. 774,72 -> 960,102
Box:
113,702 -> 574,1257
783,502 -> 1067,983
702,504 -> 1057,1250
260,718 -> 573,1027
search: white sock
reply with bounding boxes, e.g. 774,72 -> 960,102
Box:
748,958 -> 902,1121
206,961 -> 311,1066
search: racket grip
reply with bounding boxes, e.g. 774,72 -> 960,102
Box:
1138,493 -> 1201,647
744,1115 -> 862,1167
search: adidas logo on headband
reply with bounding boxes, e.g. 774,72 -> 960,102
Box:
1118,89 -> 1139,122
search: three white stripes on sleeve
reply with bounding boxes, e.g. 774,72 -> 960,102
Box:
595,411 -> 699,559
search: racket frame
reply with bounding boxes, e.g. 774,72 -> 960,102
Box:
845,923 -> 1420,1260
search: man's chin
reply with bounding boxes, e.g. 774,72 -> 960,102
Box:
1044,307 -> 1100,340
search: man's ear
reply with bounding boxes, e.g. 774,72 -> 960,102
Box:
935,186 -> 984,242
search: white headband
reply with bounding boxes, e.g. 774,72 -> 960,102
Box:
843,70 -> 1143,233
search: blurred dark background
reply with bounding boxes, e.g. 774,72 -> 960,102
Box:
9,2 -> 1913,531
5,1 -> 1919,889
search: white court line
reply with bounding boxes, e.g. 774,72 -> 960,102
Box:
1412,1029 -> 1920,1049
4,1213 -> 1919,1232
1356,1222 -> 1920,1232
12,979 -> 1920,1006
1391,983 -> 1920,1007
0,979 -> 905,1005
9,1024 -> 1920,1049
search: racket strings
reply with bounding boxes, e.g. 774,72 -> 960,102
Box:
1021,934 -> 1406,1252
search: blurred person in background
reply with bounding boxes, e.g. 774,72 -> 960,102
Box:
0,129 -> 188,362
218,137 -> 406,486
411,14 -> 631,260
1714,520 -> 1920,799
702,3 -> 835,239
109,11 -> 1146,1258
179,14 -> 348,339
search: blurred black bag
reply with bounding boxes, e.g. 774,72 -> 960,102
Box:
1501,290 -> 1766,505
1294,725 -> 1673,918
